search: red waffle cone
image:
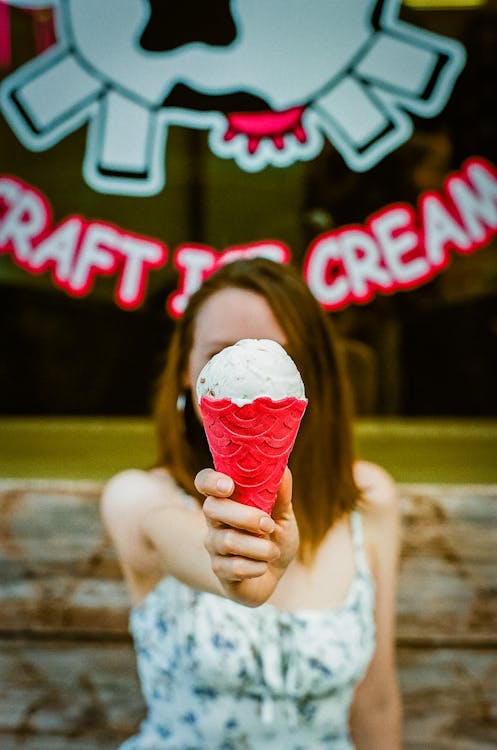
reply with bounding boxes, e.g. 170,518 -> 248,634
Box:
199,396 -> 307,514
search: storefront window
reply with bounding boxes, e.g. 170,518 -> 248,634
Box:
1,1 -> 496,416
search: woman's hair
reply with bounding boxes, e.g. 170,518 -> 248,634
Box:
154,258 -> 359,561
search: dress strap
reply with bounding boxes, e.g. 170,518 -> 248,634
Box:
350,510 -> 370,576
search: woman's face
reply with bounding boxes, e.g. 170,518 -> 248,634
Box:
185,287 -> 287,407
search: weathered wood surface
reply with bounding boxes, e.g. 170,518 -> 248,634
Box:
1,480 -> 496,642
0,480 -> 496,748
398,484 -> 497,644
0,640 -> 495,750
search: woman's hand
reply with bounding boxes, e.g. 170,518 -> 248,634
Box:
195,467 -> 299,606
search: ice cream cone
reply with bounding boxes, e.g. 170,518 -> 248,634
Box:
199,395 -> 307,514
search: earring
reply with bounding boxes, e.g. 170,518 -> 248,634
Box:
176,393 -> 186,412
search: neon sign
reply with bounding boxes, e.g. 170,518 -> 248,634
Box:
0,176 -> 166,308
1,0 -> 465,195
1,158 -> 495,314
304,158 -> 497,308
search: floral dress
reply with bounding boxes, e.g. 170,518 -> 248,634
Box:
120,510 -> 375,750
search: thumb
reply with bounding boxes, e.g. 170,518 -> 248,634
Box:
271,467 -> 293,521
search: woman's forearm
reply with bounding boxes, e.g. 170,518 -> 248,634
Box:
350,690 -> 403,750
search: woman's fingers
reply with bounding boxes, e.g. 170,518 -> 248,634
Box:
195,468 -> 234,498
197,467 -> 293,587
203,494 -> 275,535
210,555 -> 269,583
204,516 -> 278,583
205,526 -> 280,562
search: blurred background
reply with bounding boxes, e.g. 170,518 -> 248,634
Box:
0,0 -> 497,424
1,6 -> 496,748
1,1 -> 496,467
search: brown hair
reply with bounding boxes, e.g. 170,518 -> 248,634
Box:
154,258 -> 359,562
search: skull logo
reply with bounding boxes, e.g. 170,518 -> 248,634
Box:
1,0 -> 466,195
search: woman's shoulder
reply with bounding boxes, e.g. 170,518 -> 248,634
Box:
354,461 -> 399,533
100,469 -> 181,537
352,460 -> 399,556
353,459 -> 398,515
100,468 -> 187,568
101,467 -> 178,517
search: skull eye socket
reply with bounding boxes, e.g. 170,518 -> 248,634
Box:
140,0 -> 237,53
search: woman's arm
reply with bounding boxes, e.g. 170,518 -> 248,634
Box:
349,462 -> 403,750
101,467 -> 298,608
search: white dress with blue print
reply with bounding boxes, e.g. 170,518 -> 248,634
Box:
120,509 -> 375,750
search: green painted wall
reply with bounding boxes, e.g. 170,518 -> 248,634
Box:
1,418 -> 496,484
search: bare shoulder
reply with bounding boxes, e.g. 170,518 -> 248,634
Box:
101,468 -> 175,522
353,460 -> 400,570
100,468 -> 184,572
353,460 -> 399,541
102,468 -> 154,504
353,460 -> 398,517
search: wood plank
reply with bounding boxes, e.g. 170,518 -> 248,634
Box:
0,639 -> 143,741
0,639 -> 495,749
399,646 -> 497,750
0,739 -> 121,750
0,482 -> 128,635
398,484 -> 497,644
1,481 -> 496,643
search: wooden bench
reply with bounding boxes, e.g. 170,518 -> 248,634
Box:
1,480 -> 496,750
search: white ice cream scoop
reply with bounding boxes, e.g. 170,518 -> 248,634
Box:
196,338 -> 305,407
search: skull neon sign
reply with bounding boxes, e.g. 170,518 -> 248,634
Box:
1,0 -> 465,196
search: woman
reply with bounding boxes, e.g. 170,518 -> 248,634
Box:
102,258 -> 402,749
